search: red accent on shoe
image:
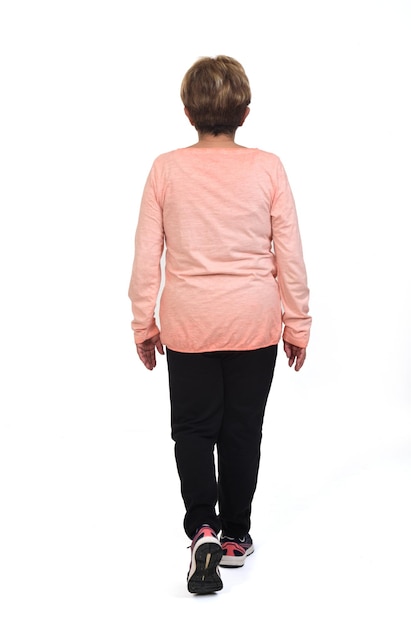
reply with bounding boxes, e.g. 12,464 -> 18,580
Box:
220,535 -> 254,568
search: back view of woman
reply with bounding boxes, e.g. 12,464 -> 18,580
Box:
129,55 -> 311,594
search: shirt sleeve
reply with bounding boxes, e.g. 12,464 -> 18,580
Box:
270,159 -> 311,348
128,163 -> 164,344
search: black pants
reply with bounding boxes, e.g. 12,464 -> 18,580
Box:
166,345 -> 277,539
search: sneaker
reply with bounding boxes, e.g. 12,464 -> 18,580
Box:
220,533 -> 254,568
187,525 -> 223,594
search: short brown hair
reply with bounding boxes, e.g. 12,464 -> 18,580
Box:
180,55 -> 251,136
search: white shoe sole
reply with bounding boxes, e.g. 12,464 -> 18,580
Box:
220,544 -> 254,568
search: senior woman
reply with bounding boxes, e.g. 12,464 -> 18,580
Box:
128,55 -> 311,594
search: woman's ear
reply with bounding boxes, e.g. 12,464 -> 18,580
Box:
184,107 -> 195,126
239,106 -> 250,126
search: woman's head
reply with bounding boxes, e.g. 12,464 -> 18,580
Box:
181,55 -> 251,136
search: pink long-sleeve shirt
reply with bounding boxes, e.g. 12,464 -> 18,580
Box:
129,147 -> 311,352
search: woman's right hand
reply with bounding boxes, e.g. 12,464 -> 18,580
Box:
283,341 -> 306,371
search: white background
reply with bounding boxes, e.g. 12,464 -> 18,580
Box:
1,1 -> 410,624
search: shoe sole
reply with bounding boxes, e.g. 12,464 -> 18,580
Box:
187,542 -> 223,594
220,545 -> 254,568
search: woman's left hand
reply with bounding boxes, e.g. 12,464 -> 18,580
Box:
136,333 -> 164,370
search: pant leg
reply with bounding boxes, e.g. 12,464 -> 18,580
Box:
166,348 -> 224,539
217,345 -> 277,538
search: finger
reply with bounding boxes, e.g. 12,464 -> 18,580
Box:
155,340 -> 164,355
294,351 -> 306,371
137,347 -> 156,370
147,351 -> 156,369
145,357 -> 155,370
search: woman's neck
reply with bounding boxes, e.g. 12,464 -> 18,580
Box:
191,132 -> 245,149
